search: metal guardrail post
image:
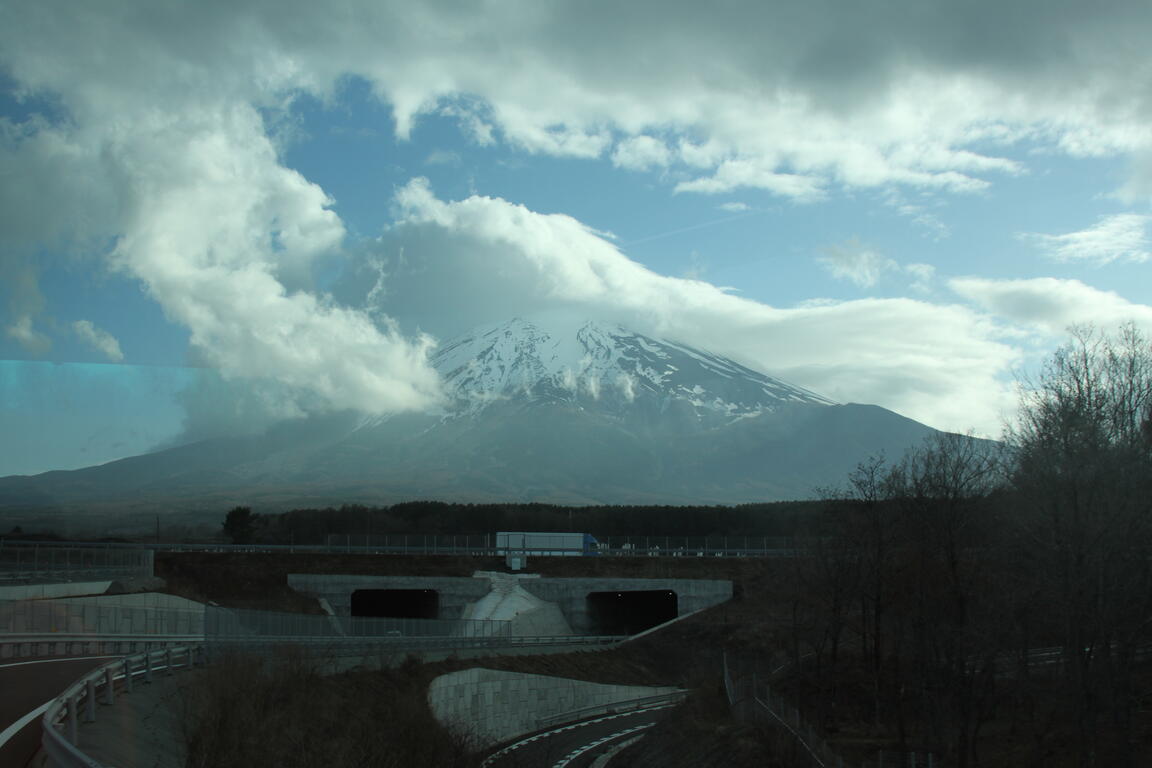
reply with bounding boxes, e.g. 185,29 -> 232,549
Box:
84,679 -> 96,722
165,648 -> 173,675
67,694 -> 78,744
125,657 -> 134,692
144,652 -> 152,683
104,667 -> 114,705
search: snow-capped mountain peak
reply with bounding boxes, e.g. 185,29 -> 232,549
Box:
430,316 -> 834,422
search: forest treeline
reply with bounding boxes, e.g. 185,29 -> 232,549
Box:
222,498 -> 825,544
780,325 -> 1152,767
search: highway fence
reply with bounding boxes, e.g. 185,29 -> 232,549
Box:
0,594 -> 204,636
201,605 -> 623,656
1,633 -> 201,660
319,533 -> 798,557
1,536 -> 804,559
0,542 -> 154,584
205,605 -> 512,640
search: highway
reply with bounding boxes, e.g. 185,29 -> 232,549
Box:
0,655 -> 117,768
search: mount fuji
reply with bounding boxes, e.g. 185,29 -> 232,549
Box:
0,316 -> 938,517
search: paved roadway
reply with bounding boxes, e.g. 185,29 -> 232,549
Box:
0,655 -> 116,768
483,704 -> 676,768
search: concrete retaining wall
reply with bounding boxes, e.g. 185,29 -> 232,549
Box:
428,667 -> 678,748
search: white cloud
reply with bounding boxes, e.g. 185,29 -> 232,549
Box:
1020,214 -> 1150,265
611,136 -> 671,171
904,262 -> 936,293
5,315 -> 51,356
109,113 -> 444,413
949,276 -> 1152,335
675,160 -> 826,201
72,320 -> 124,362
368,180 -> 1017,434
817,239 -> 897,288
1116,150 -> 1152,205
4,1 -> 1152,212
425,150 -> 461,166
717,202 -> 750,212
0,9 -> 442,416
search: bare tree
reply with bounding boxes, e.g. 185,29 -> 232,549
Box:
890,432 -> 1003,767
1006,324 -> 1152,765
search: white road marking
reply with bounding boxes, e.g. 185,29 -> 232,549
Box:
589,733 -> 646,768
482,703 -> 676,767
553,723 -> 655,768
0,654 -> 121,750
0,701 -> 52,749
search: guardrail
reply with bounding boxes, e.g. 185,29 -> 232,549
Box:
535,689 -> 689,729
40,644 -> 202,768
0,633 -> 202,660
26,632 -> 623,767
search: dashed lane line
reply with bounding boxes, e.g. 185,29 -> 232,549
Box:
553,722 -> 655,768
481,703 -> 676,767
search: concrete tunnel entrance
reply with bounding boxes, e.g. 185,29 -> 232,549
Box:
351,589 -> 439,619
586,590 -> 678,635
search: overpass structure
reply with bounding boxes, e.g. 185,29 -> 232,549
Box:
1,542 -> 738,767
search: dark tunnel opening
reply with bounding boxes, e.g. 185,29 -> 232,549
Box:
350,589 -> 439,619
586,590 -> 678,635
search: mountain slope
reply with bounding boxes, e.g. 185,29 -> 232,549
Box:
0,317 -> 942,516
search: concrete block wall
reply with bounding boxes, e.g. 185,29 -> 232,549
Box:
428,667 -> 679,748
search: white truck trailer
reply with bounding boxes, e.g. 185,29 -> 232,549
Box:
495,531 -> 599,556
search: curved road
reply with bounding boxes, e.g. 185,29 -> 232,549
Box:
483,704 -> 677,768
0,655 -> 116,768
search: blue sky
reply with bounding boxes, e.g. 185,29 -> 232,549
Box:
2,1 -> 1152,474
